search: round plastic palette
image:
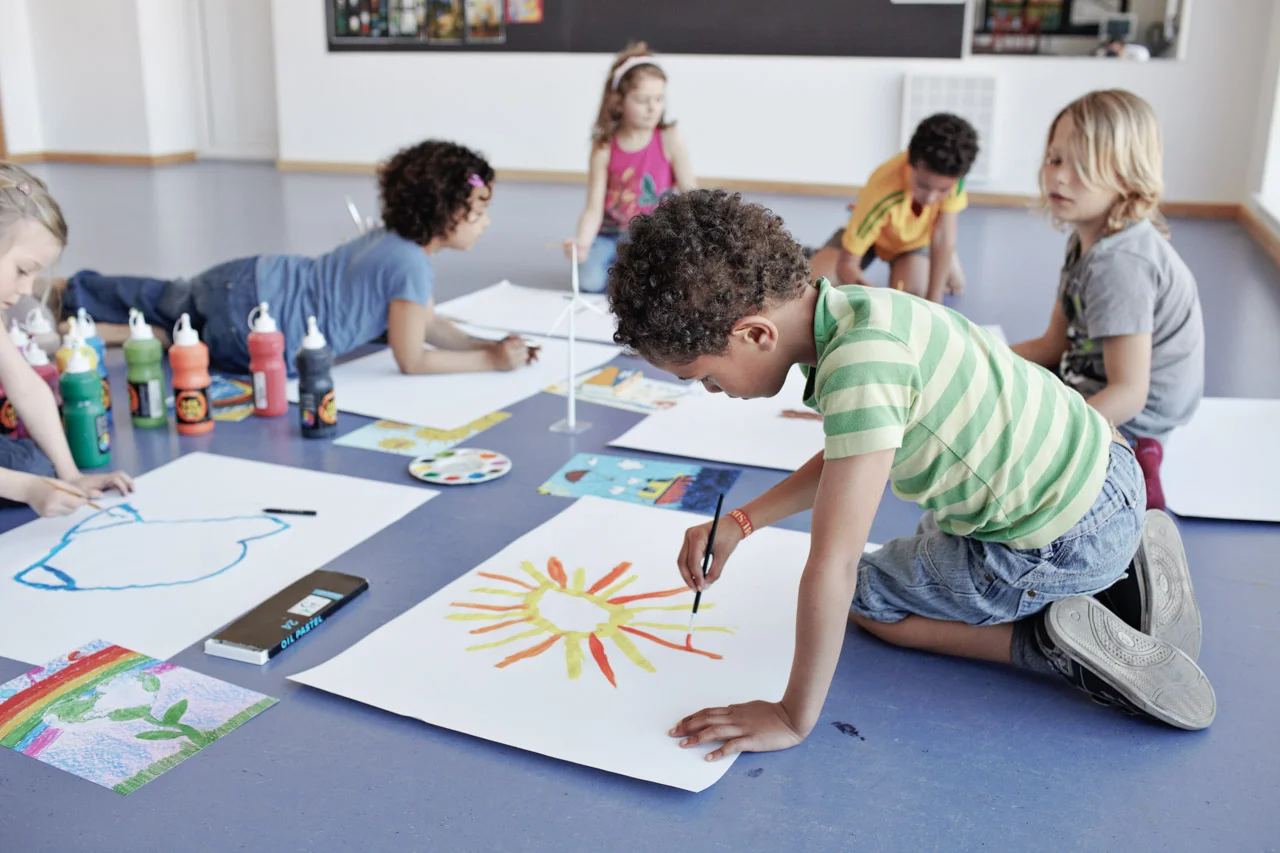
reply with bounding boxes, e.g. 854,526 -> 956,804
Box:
408,448 -> 511,485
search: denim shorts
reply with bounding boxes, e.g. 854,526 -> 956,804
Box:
65,259 -> 259,374
578,233 -> 629,295
852,441 -> 1146,626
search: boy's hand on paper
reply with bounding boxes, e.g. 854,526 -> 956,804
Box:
23,477 -> 89,517
677,518 -> 744,591
70,470 -> 134,497
670,700 -> 805,761
487,336 -> 530,371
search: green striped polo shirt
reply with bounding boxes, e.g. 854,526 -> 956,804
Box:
800,279 -> 1111,549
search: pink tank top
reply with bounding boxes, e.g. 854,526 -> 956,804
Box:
601,130 -> 675,234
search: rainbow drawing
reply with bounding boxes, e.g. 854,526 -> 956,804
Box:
0,639 -> 276,794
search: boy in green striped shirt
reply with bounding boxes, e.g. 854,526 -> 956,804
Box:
607,190 -> 1214,763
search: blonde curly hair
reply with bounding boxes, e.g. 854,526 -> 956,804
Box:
1039,89 -> 1169,238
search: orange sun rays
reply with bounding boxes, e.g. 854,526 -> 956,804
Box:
448,557 -> 730,687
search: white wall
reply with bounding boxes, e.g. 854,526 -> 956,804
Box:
136,0 -> 199,155
271,0 -> 1271,202
192,0 -> 279,159
26,0 -> 152,154
1252,2 -> 1280,205
0,0 -> 43,154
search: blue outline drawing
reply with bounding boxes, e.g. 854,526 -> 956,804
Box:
13,505 -> 290,592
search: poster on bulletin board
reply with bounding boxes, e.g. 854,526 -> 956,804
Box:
324,0 -> 965,58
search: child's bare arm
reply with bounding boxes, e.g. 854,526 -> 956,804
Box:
387,299 -> 517,374
663,127 -> 697,192
1087,333 -> 1152,427
671,448 -> 894,760
567,145 -> 610,259
833,249 -> 872,287
926,213 -> 958,303
1011,301 -> 1070,369
677,450 -> 825,590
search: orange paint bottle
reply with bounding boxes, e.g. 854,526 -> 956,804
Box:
169,313 -> 213,435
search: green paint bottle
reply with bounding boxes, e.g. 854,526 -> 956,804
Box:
60,345 -> 110,469
123,308 -> 167,428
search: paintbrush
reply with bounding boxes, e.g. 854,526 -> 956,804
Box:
43,478 -> 102,510
686,493 -> 725,643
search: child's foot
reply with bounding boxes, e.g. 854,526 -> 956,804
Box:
1038,597 -> 1215,730
1133,509 -> 1201,661
1133,437 -> 1166,511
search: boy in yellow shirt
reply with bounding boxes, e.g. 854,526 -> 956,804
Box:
809,114 -> 978,303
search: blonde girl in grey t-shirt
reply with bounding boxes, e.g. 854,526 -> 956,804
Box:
1012,90 -> 1204,514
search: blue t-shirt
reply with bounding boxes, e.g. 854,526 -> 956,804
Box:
253,229 -> 433,372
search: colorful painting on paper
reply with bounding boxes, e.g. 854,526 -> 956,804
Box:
538,453 -> 740,514
334,412 -> 510,458
0,640 -> 276,794
447,557 -> 732,688
506,0 -> 542,23
545,366 -> 692,414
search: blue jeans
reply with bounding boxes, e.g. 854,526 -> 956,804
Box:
0,436 -> 56,508
64,259 -> 260,375
578,234 -> 626,295
853,441 -> 1145,626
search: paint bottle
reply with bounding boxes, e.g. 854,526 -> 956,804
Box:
295,315 -> 337,439
22,305 -> 59,356
60,347 -> 110,469
123,308 -> 167,429
2,321 -> 30,435
170,313 -> 213,436
77,307 -> 112,425
55,317 -> 97,374
23,341 -> 61,401
247,302 -> 287,418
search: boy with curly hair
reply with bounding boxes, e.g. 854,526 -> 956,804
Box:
607,190 -> 1215,763
809,113 -> 979,302
55,139 -> 533,376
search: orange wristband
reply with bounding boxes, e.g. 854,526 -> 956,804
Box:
729,508 -> 754,538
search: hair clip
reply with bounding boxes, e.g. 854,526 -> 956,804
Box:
467,174 -> 486,188
15,181 -> 31,197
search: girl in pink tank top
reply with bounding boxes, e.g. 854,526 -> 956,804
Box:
565,42 -> 696,293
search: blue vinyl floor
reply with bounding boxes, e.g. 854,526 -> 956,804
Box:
0,162 -> 1276,851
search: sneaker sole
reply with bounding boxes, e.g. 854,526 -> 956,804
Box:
1046,597 -> 1215,730
1134,509 -> 1202,662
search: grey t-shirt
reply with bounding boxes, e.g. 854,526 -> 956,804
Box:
1058,219 -> 1204,441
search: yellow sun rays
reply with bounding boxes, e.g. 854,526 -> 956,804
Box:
447,557 -> 732,687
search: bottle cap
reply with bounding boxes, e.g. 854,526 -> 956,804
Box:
173,313 -> 200,347
9,319 -> 30,349
248,301 -> 278,333
60,316 -> 80,349
64,346 -> 92,374
23,340 -> 50,367
128,308 -> 155,340
23,307 -> 54,336
77,307 -> 98,339
301,315 -> 327,350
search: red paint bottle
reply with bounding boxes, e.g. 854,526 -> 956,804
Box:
247,302 -> 287,418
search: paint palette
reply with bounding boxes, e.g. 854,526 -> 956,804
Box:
408,449 -> 511,486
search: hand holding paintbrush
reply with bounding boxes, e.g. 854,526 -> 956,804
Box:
686,493 -> 725,642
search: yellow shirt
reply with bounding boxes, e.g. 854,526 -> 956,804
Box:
840,152 -> 968,259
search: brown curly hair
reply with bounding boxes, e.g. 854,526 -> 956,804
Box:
378,140 -> 494,245
607,190 -> 810,365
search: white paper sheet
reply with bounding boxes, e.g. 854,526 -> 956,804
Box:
290,497 -> 811,792
1162,397 -> 1280,522
435,280 -> 618,344
0,453 -> 435,664
286,337 -> 621,430
609,369 -> 825,471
